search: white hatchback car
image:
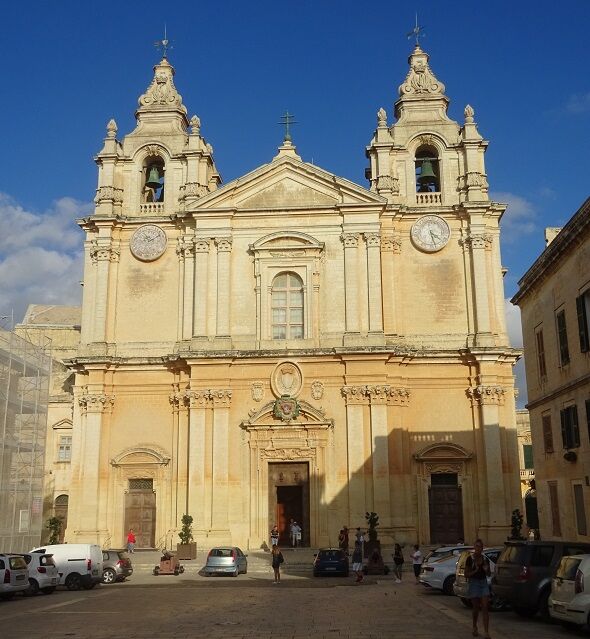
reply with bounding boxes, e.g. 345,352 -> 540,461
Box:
549,553 -> 590,628
20,553 -> 59,595
0,554 -> 29,599
420,548 -> 473,595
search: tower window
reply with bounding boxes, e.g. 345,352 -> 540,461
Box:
415,145 -> 440,193
271,272 -> 304,339
143,158 -> 165,203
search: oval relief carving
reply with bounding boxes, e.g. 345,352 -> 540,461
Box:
271,360 -> 303,398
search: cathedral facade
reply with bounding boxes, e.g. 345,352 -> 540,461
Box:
64,46 -> 520,550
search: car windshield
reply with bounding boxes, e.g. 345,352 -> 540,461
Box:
556,557 -> 582,580
9,556 -> 27,570
319,550 -> 344,559
498,545 -> 526,564
40,555 -> 56,566
117,552 -> 129,560
210,549 -> 234,558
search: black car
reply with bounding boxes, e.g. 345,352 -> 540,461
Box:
101,550 -> 133,584
313,548 -> 349,577
493,540 -> 590,618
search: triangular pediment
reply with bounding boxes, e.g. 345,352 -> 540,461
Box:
188,155 -> 385,212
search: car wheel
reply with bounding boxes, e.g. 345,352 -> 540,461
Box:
65,573 -> 82,591
174,568 -> 179,576
460,597 -> 473,609
232,567 -> 239,577
25,578 -> 40,596
41,587 -> 56,595
102,568 -> 117,584
442,575 -> 455,596
153,566 -> 160,576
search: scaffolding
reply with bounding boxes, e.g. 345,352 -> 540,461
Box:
0,326 -> 51,552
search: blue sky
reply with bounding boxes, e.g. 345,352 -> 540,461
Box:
2,0 -> 590,402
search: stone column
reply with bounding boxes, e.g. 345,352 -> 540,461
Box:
341,385 -> 367,524
464,232 -> 494,345
170,387 -> 189,522
211,390 -> 232,536
72,390 -> 114,543
176,237 -> 195,341
468,384 -> 508,543
89,240 -> 119,342
214,238 -> 232,337
364,233 -> 384,333
185,390 -> 209,536
367,385 -> 390,524
341,233 -> 360,335
193,239 -> 210,337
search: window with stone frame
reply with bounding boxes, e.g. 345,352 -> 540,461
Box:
57,435 -> 72,462
556,309 -> 570,366
534,326 -> 547,380
573,483 -> 588,536
548,481 -> 562,537
560,404 -> 580,449
271,272 -> 304,340
541,413 -> 554,453
523,444 -> 534,469
576,289 -> 590,353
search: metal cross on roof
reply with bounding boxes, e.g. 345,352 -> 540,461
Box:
407,13 -> 425,46
154,25 -> 173,59
279,111 -> 297,142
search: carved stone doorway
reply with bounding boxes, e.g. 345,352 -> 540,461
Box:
429,473 -> 464,544
124,479 -> 156,548
269,462 -> 309,547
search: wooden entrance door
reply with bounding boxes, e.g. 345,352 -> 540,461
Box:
268,462 -> 309,546
429,474 -> 463,544
277,486 -> 303,545
124,490 -> 156,548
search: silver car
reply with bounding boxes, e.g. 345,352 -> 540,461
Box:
204,547 -> 248,577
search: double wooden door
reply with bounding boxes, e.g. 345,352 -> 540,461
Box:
429,475 -> 464,544
124,490 -> 156,548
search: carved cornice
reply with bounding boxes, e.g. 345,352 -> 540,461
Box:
261,447 -> 316,460
466,385 -> 506,405
90,240 -> 120,263
341,233 -> 360,248
460,233 -> 493,250
214,237 -> 233,252
183,389 -> 232,408
78,391 -> 115,413
94,186 -> 124,204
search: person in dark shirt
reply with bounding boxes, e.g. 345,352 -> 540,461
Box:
271,545 -> 284,583
464,539 -> 491,638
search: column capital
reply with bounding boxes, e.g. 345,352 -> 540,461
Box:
184,388 -> 232,407
364,232 -> 381,248
341,385 -> 368,405
176,236 -> 195,260
466,385 -> 505,405
460,233 -> 493,250
194,238 -> 211,253
214,237 -> 233,252
381,236 -> 402,253
341,232 -> 360,248
78,389 -> 115,413
90,240 -> 120,263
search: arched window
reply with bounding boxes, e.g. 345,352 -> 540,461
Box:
415,145 -> 440,193
54,494 -> 69,543
271,272 -> 304,339
143,157 -> 165,203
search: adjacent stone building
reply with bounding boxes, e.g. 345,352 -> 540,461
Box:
512,199 -> 590,540
60,45 -> 520,550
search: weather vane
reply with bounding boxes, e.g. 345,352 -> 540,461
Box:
407,13 -> 425,46
279,111 -> 297,142
155,24 -> 173,59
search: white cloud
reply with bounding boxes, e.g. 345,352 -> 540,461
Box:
566,92 -> 590,114
0,193 -> 90,323
492,191 -> 537,242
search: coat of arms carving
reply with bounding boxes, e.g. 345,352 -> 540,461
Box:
251,381 -> 264,402
273,396 -> 300,422
311,380 -> 324,400
271,361 -> 303,398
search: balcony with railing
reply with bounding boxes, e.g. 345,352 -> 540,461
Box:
416,192 -> 442,205
520,469 -> 535,479
140,202 -> 164,215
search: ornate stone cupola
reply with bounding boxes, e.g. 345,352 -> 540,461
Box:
366,45 -> 489,207
92,57 -> 221,218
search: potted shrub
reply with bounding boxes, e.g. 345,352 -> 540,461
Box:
176,514 -> 197,559
364,511 -> 381,558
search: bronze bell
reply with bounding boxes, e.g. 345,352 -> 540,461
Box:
417,160 -> 437,184
146,166 -> 162,189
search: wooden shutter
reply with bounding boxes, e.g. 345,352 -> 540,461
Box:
577,295 -> 590,353
542,414 -> 553,453
556,310 -> 570,365
523,444 -> 534,469
548,481 -> 562,537
561,408 -> 568,448
574,484 -> 587,536
571,405 -> 580,448
535,329 -> 547,378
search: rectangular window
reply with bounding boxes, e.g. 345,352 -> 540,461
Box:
560,405 -> 580,449
556,309 -> 570,366
523,444 -> 534,469
535,328 -> 547,379
542,414 -> 554,453
548,481 -> 562,537
574,484 -> 588,536
58,435 -> 72,462
576,291 -> 590,353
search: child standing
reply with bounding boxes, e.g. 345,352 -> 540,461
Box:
271,545 -> 284,583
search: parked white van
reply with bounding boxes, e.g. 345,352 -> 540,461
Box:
30,544 -> 103,590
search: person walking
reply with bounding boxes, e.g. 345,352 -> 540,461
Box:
270,524 -> 279,547
289,519 -> 295,547
293,521 -> 302,548
392,543 -> 404,583
411,544 -> 423,583
352,541 -> 364,583
271,545 -> 284,583
465,539 -> 491,638
126,529 -> 136,554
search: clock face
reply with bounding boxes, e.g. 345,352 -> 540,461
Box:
129,224 -> 167,261
411,215 -> 450,252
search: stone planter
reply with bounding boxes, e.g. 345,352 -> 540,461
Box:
176,542 -> 197,560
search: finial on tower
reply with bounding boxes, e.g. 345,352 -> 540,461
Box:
279,111 -> 297,143
154,24 -> 173,59
407,13 -> 425,47
189,114 -> 201,135
106,119 -> 118,138
464,104 -> 475,123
